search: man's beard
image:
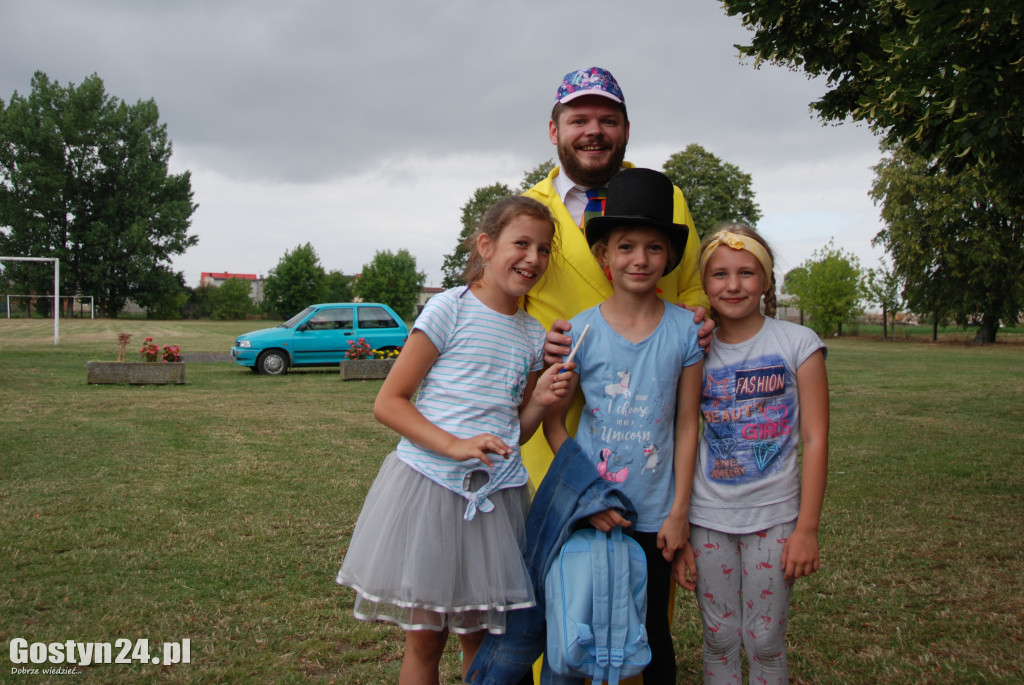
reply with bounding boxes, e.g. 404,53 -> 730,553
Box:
557,136 -> 627,188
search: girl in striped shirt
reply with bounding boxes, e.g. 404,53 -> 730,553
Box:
337,196 -> 575,684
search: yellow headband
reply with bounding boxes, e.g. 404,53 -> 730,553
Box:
699,230 -> 774,291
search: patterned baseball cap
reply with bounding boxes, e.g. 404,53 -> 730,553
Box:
556,67 -> 625,105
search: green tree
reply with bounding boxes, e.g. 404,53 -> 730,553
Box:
781,266 -> 808,325
137,269 -> 188,319
863,257 -> 903,341
354,249 -> 425,321
519,159 -> 556,191
323,270 -> 353,303
785,240 -> 864,337
440,161 -> 557,290
870,146 -> 1024,343
662,144 -> 762,238
440,183 -> 513,289
209,277 -> 253,320
187,284 -> 216,319
720,1 -> 1024,198
0,71 -> 197,316
262,243 -> 328,318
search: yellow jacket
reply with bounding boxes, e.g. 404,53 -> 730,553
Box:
521,163 -> 708,486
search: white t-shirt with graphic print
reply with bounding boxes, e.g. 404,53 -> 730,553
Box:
690,316 -> 825,535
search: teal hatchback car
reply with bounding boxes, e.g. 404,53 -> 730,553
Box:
231,302 -> 408,375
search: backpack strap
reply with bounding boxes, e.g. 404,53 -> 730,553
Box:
588,527 -> 633,685
606,526 -> 631,685
589,531 -> 612,682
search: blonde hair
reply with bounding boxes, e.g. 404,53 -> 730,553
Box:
699,222 -> 777,318
463,196 -> 556,284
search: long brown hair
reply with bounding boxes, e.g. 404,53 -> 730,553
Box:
463,196 -> 556,284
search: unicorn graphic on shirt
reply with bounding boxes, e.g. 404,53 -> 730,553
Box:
641,442 -> 662,475
645,392 -> 670,426
604,369 -> 631,411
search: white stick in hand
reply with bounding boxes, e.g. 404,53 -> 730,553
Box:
562,323 -> 591,370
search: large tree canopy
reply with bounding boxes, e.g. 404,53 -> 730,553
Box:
209,276 -> 253,321
354,249 -> 425,321
0,71 -> 197,316
323,270 -> 353,303
662,143 -> 761,238
262,243 -> 328,318
871,146 -> 1024,343
721,1 -> 1024,196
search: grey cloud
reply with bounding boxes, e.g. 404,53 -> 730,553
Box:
3,0 -> 862,182
1,0 -> 887,284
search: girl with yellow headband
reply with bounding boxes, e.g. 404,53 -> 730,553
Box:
679,223 -> 830,685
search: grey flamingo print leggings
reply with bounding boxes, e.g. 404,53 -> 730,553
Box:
690,521 -> 796,685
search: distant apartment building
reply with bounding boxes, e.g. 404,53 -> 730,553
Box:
201,272 -> 263,304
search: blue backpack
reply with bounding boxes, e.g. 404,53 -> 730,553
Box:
545,526 -> 651,684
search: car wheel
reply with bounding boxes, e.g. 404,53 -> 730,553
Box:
257,350 -> 289,375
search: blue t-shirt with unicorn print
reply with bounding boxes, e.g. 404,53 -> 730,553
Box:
569,303 -> 703,532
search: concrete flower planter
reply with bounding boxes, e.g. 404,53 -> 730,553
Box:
339,358 -> 396,381
87,361 -> 186,385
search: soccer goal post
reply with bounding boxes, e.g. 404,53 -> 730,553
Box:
6,294 -> 93,319
0,256 -> 60,345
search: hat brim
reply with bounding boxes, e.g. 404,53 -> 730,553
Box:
558,89 -> 624,105
586,215 -> 687,275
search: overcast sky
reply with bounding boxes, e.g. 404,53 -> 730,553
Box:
1,0 -> 887,288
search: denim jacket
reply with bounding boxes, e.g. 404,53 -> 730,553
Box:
465,438 -> 637,685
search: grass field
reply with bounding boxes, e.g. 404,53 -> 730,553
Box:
2,319 -> 1023,684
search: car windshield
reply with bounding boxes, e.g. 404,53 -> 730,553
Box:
281,307 -> 315,328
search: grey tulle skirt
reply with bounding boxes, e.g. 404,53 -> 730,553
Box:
336,451 -> 535,634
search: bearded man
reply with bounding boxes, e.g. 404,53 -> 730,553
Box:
521,66 -> 710,483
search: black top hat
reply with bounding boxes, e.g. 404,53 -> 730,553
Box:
585,168 -> 688,275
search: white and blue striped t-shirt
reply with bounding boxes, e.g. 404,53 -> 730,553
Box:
395,287 -> 546,519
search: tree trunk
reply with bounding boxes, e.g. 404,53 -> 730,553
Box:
972,315 -> 998,345
932,314 -> 939,342
881,305 -> 889,340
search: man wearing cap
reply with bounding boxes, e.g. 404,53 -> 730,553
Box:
521,67 -> 710,484
507,68 -> 707,684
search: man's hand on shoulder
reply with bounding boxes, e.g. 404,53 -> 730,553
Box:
544,319 -> 573,366
678,303 -> 715,352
